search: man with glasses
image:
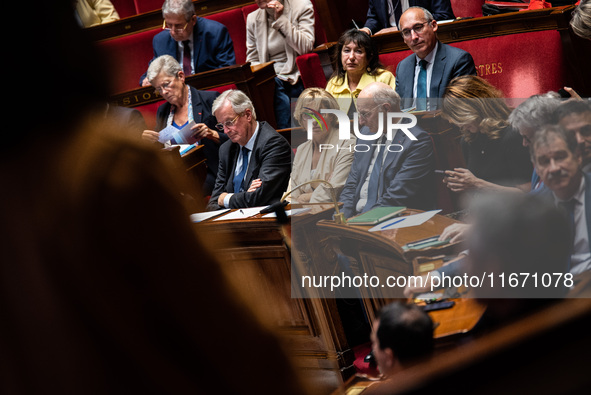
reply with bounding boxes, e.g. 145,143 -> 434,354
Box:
395,7 -> 476,111
339,82 -> 435,219
206,90 -> 292,210
140,0 -> 235,86
360,0 -> 454,36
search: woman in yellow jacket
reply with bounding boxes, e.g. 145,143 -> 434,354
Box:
325,28 -> 395,117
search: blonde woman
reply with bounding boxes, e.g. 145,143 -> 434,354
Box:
441,75 -> 532,193
289,88 -> 356,203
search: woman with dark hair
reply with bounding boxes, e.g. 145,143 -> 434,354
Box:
325,28 -> 395,116
441,75 -> 532,193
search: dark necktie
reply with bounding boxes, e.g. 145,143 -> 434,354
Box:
182,40 -> 192,76
233,147 -> 250,193
416,59 -> 428,111
559,198 -> 576,271
364,140 -> 386,212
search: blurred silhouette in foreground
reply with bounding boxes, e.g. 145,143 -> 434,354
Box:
0,2 -> 306,394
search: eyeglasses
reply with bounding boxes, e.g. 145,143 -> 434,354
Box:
162,20 -> 189,33
153,72 -> 182,94
215,113 -> 243,131
358,104 -> 384,120
400,21 -> 429,39
154,79 -> 173,94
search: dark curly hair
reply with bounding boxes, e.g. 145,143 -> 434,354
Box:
330,28 -> 385,85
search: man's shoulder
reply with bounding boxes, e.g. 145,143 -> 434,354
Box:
439,42 -> 473,60
196,16 -> 229,33
255,122 -> 291,150
398,53 -> 416,68
153,29 -> 172,45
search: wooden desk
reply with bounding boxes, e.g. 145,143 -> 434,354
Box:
195,205 -> 356,395
315,210 -> 465,326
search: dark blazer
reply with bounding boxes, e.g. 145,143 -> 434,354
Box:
140,17 -> 236,84
339,125 -> 436,219
536,172 -> 591,255
364,0 -> 455,33
207,121 -> 293,210
156,87 -> 228,196
395,41 -> 477,110
439,173 -> 591,278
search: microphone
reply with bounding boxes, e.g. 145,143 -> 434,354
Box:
277,179 -> 347,224
259,200 -> 288,214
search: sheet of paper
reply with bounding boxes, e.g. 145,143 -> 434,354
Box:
158,121 -> 197,144
190,209 -> 230,223
213,206 -> 267,221
369,209 -> 441,232
263,208 -> 310,218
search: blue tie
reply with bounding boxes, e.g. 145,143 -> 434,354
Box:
364,142 -> 385,212
416,59 -> 428,111
233,147 -> 250,193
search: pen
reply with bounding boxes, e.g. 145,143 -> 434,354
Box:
381,217 -> 405,229
240,209 -> 244,215
352,19 -> 360,30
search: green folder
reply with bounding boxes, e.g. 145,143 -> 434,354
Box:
347,206 -> 406,225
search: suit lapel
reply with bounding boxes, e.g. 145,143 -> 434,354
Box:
378,131 -> 409,193
355,139 -> 377,198
226,143 -> 240,192
192,21 -> 202,71
430,42 -> 446,99
381,0 -> 390,27
256,10 -> 269,61
190,89 -> 204,123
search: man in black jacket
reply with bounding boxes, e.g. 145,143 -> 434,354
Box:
207,89 -> 293,210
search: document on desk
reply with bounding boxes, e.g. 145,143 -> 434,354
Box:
213,207 -> 266,221
369,209 -> 441,232
190,209 -> 230,223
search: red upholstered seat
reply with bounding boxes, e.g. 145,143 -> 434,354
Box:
379,50 -> 413,74
310,0 -> 328,46
296,53 -> 327,88
97,27 -> 161,93
110,0 -> 137,18
204,9 -> 248,64
451,0 -> 485,18
453,30 -> 566,98
134,0 -> 163,14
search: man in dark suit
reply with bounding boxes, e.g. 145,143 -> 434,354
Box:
140,0 -> 235,86
207,89 -> 292,210
361,0 -> 455,35
532,125 -> 591,276
395,7 -> 476,111
339,82 -> 435,219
